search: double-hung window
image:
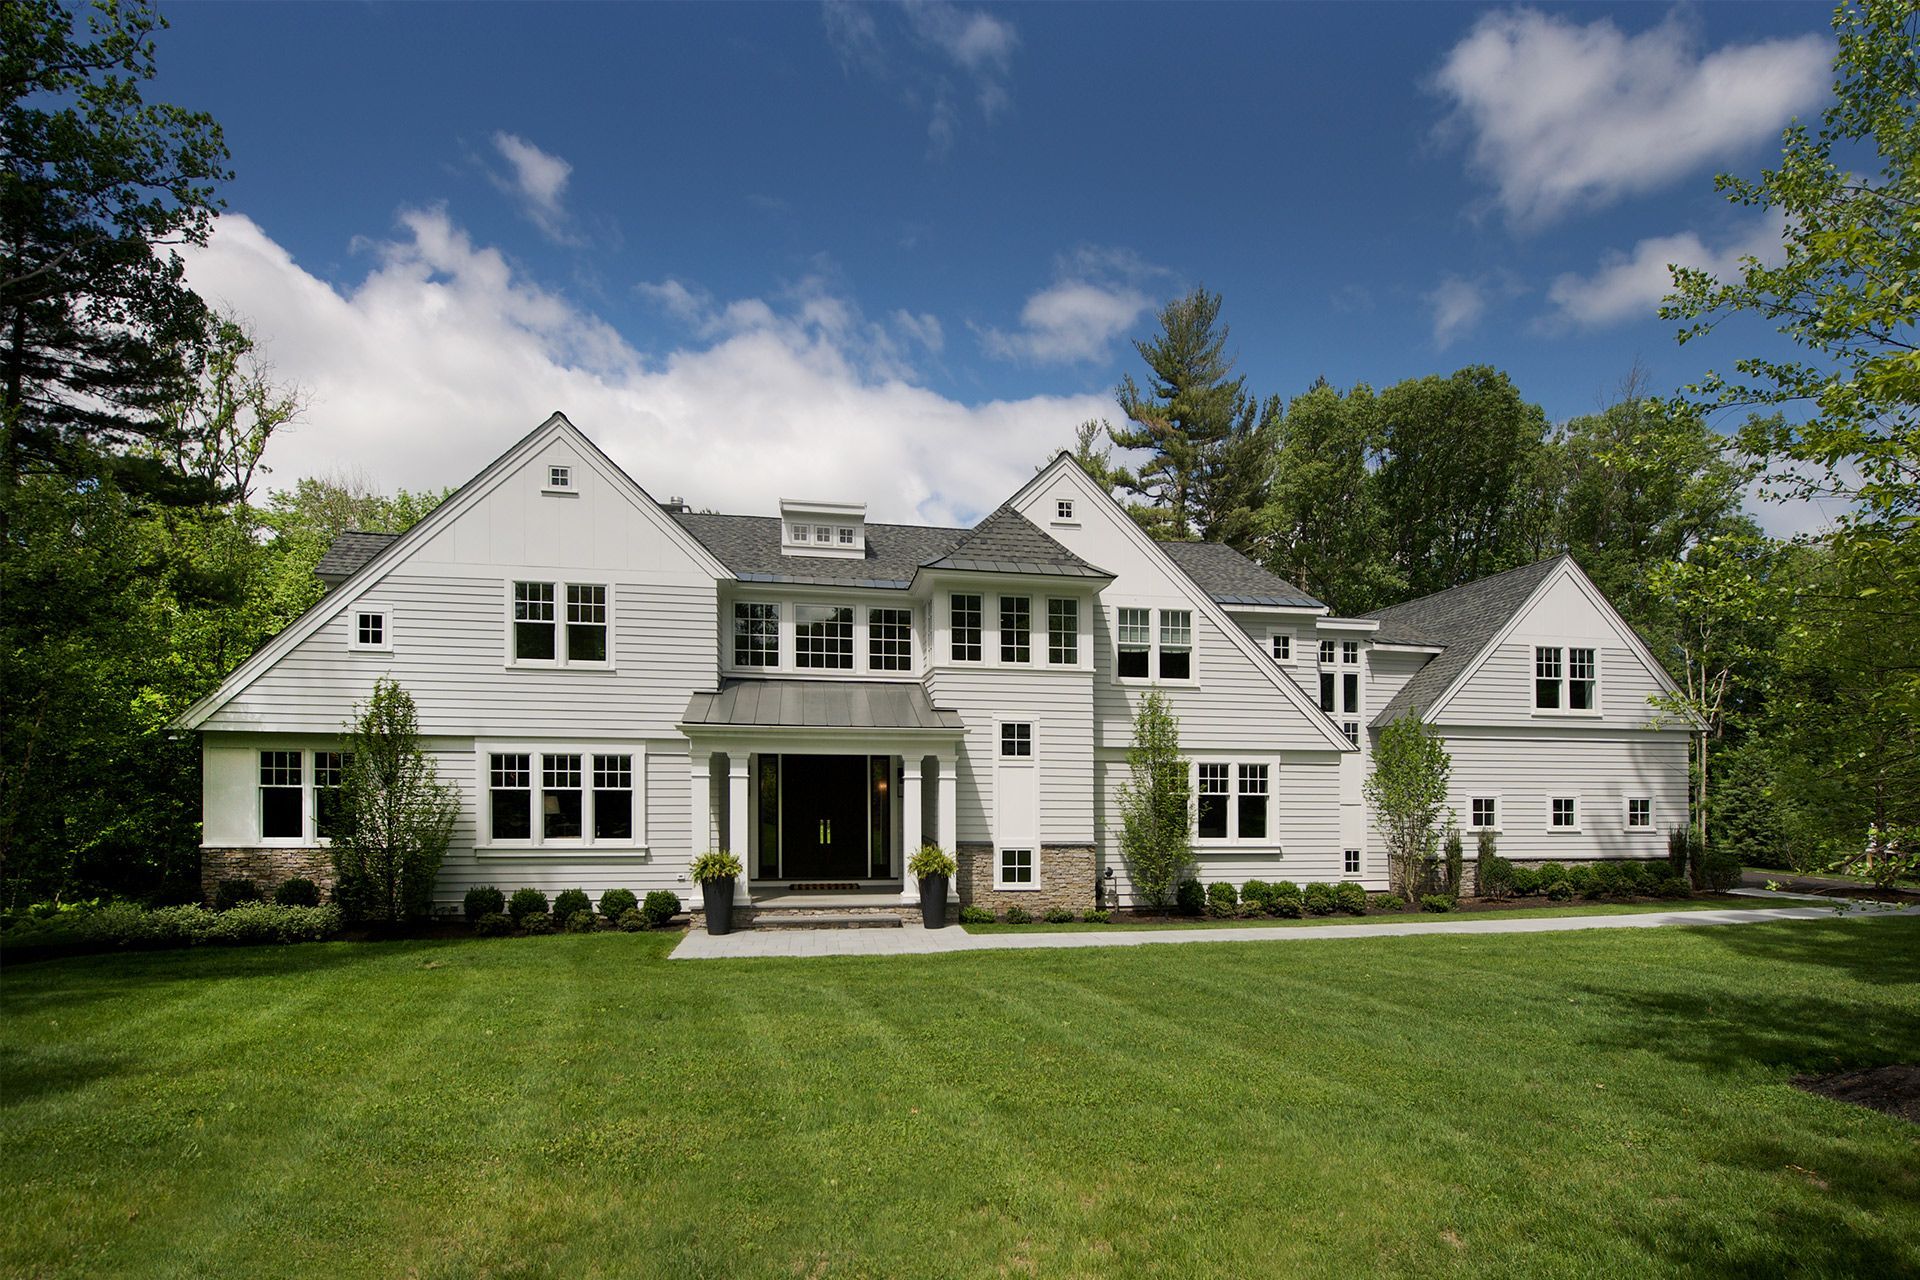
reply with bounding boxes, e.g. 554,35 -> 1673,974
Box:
1196,760 -> 1272,842
1114,606 -> 1195,681
733,602 -> 779,668
1197,763 -> 1230,839
1237,765 -> 1269,840
950,594 -> 982,662
259,751 -> 304,840
489,753 -> 533,841
1536,645 -> 1599,711
1000,596 -> 1031,663
513,582 -> 556,661
1318,639 -> 1337,712
1535,646 -> 1563,709
513,581 -> 609,665
488,748 -> 639,846
869,607 -> 912,671
1568,647 -> 1597,710
1159,611 -> 1192,679
314,751 -> 351,839
543,754 -> 584,840
795,605 -> 854,670
1047,598 -> 1078,665
1116,607 -> 1151,678
566,585 -> 607,663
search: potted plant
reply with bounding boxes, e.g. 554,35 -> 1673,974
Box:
690,850 -> 743,935
909,844 -> 957,928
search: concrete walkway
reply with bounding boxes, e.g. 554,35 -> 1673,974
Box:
670,893 -> 1918,961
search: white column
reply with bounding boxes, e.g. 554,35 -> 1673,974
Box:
899,755 -> 924,903
688,751 -> 711,903
727,755 -> 751,905
937,752 -> 959,902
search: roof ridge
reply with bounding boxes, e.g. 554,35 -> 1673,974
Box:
1364,553 -> 1568,619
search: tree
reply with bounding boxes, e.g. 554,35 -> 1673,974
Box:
331,679 -> 459,924
1110,288 -> 1263,540
1663,0 -> 1919,537
1114,690 -> 1193,910
1259,379 -> 1401,614
154,311 -> 305,504
1364,714 -> 1452,904
2,0 -> 232,504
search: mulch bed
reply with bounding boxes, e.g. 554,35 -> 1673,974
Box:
1792,1065 -> 1920,1125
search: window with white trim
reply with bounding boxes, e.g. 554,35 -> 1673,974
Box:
733,602 -> 779,667
1112,606 -> 1196,681
837,526 -> 855,545
790,523 -> 810,543
1550,796 -> 1578,830
814,525 -> 832,543
1342,670 -> 1361,715
1237,764 -> 1268,840
1056,499 -> 1074,520
490,753 -> 533,841
1344,848 -> 1361,875
543,754 -> 584,840
1196,760 -> 1272,842
1535,646 -> 1563,709
567,585 -> 607,663
1342,721 -> 1359,746
1342,640 -> 1359,664
1000,596 -> 1031,663
1569,647 -> 1597,710
1270,632 -> 1292,662
487,748 -> 640,846
351,610 -> 388,651
512,581 -> 610,665
1319,639 -> 1336,665
1000,722 -> 1032,757
1469,797 -> 1499,831
513,582 -> 556,661
315,751 -> 351,839
1047,598 -> 1078,665
1198,763 -> 1230,839
869,607 -> 912,671
1116,607 -> 1151,678
1625,796 -> 1652,830
546,464 -> 572,489
1159,610 -> 1192,680
259,750 -> 303,840
999,847 -> 1033,885
593,755 -> 634,840
795,605 -> 854,670
950,594 -> 982,662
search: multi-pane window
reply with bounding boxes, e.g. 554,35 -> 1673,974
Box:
513,581 -> 556,661
1000,848 -> 1033,885
1319,639 -> 1336,665
547,464 -> 571,489
1551,797 -> 1578,829
1057,499 -> 1074,520
1116,607 -> 1151,677
1000,722 -> 1032,757
1197,762 -> 1230,839
1626,797 -> 1652,829
1344,848 -> 1361,875
869,608 -> 912,671
1342,671 -> 1360,715
1343,721 -> 1360,746
594,755 -> 634,840
1000,596 -> 1031,663
354,611 -> 386,648
1569,648 -> 1597,710
1237,765 -> 1269,840
1047,598 -> 1078,665
838,526 -> 855,545
1470,797 -> 1499,830
315,751 -> 351,839
260,750 -> 303,839
790,523 -> 809,542
814,525 -> 832,543
1535,646 -> 1563,709
733,602 -> 779,667
1159,611 -> 1192,680
1271,633 -> 1291,662
1342,640 -> 1359,664
950,594 -> 982,662
1320,670 -> 1336,713
489,753 -> 533,841
566,585 -> 608,663
543,754 -> 584,840
795,605 -> 854,669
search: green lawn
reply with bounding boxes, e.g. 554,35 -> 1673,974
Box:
4,919 -> 1917,1278
963,895 -> 1809,933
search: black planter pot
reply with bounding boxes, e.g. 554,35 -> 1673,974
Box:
701,877 -> 736,935
919,874 -> 949,928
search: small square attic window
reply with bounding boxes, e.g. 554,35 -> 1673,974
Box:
1056,499 -> 1075,521
545,465 -> 573,492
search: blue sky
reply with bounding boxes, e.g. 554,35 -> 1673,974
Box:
157,1 -> 1840,531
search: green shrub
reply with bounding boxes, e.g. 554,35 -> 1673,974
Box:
958,905 -> 995,924
1668,826 -> 1694,881
598,888 -> 638,922
1240,879 -> 1274,914
508,888 -> 549,921
202,903 -> 343,945
641,890 -> 681,927
1701,844 -> 1743,892
1205,882 -> 1238,918
463,885 -> 506,922
214,879 -> 261,911
1420,894 -> 1455,913
1004,906 -> 1033,925
1536,862 -> 1566,886
1510,866 -> 1541,896
520,911 -> 555,935
552,888 -> 591,922
273,877 -> 321,907
1656,876 -> 1693,900
1478,854 -> 1514,900
1545,879 -> 1574,902
616,907 -> 646,932
562,909 -> 596,933
1587,862 -> 1621,898
1372,893 -> 1405,912
1043,907 -> 1074,923
1081,909 -> 1111,924
1621,860 -> 1656,893
1175,878 -> 1205,916
1444,828 -> 1465,896
1303,882 -> 1337,916
21,901 -> 345,951
1562,864 -> 1593,894
1333,881 -> 1367,915
474,912 -> 514,937
1270,881 -> 1304,918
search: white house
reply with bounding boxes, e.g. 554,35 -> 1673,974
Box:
176,413 -> 1691,914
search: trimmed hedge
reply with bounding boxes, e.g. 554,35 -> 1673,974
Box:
1206,882 -> 1238,918
641,890 -> 681,927
1270,881 -> 1304,918
1082,909 -> 1111,924
1303,882 -> 1337,916
473,912 -> 514,938
598,888 -> 638,922
508,888 -> 549,922
2,902 -> 342,952
1175,878 -> 1205,917
1373,893 -> 1406,912
552,889 -> 591,923
1333,881 -> 1368,915
1421,894 -> 1456,913
1004,906 -> 1033,925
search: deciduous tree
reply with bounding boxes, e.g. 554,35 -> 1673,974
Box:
1115,691 -> 1193,911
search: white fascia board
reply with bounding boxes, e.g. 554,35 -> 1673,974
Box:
1315,617 -> 1382,633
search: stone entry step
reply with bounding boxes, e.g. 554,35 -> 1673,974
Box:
748,911 -> 905,930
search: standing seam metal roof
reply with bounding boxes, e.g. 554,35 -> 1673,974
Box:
681,679 -> 964,731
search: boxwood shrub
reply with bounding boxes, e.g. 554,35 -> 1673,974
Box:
1372,893 -> 1405,912
214,879 -> 262,911
1656,875 -> 1693,900
1004,906 -> 1033,925
1042,907 -> 1074,923
273,877 -> 321,907
1545,879 -> 1575,901
1303,882 -> 1337,916
473,912 -> 514,937
508,888 -> 549,921
598,888 -> 638,922
1333,881 -> 1367,915
1510,866 -> 1542,896
1536,863 -> 1567,887
616,907 -> 647,932
1081,909 -> 1111,924
958,905 -> 995,924
1205,882 -> 1238,918
1270,881 -> 1304,918
1420,894 -> 1456,913
520,911 -> 556,935
464,885 -> 506,923
562,909 -> 596,933
1241,880 -> 1275,914
640,890 -> 681,927
1175,878 -> 1205,916
552,888 -> 592,922
4,902 -> 344,952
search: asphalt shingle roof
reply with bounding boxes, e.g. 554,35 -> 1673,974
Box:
315,531 -> 401,585
682,679 -> 964,731
1361,555 -> 1568,725
1156,541 -> 1323,608
671,513 -> 965,589
918,506 -> 1110,579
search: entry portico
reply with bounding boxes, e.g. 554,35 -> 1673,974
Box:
681,680 -> 963,905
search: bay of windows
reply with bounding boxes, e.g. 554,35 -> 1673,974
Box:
258,748 -> 355,842
315,751 -> 351,839
869,607 -> 912,671
795,605 -> 854,669
488,749 -> 638,845
1000,596 -> 1031,663
1048,598 -> 1078,665
733,602 -> 779,667
951,594 -> 982,662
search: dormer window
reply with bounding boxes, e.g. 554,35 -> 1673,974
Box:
790,523 -> 809,542
780,499 -> 867,557
814,525 -> 832,543
838,526 -> 854,545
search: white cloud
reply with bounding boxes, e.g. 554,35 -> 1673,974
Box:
1426,275 -> 1488,349
1544,210 -> 1787,329
489,132 -> 579,243
1433,9 -> 1828,226
979,246 -> 1164,365
823,0 -> 1019,156
183,210 -> 1107,525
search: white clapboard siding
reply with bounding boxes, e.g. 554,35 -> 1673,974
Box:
924,667 -> 1094,845
1367,649 -> 1430,721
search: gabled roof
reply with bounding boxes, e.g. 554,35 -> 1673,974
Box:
1362,556 -> 1568,724
673,512 -> 963,589
1155,541 -> 1323,609
682,679 -> 964,732
315,531 -> 400,586
918,505 -> 1111,579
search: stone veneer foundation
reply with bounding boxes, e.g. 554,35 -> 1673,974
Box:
957,841 -> 1098,916
200,847 -> 335,905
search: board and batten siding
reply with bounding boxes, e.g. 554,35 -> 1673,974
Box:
923,667 -> 1094,846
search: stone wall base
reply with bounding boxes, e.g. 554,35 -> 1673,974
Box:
957,842 -> 1098,916
201,847 -> 335,905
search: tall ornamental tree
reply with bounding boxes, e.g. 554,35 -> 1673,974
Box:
1259,378 -> 1401,614
332,679 -> 459,924
1115,690 -> 1193,910
1364,714 -> 1452,904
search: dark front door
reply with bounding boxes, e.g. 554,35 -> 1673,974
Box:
780,755 -> 870,879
